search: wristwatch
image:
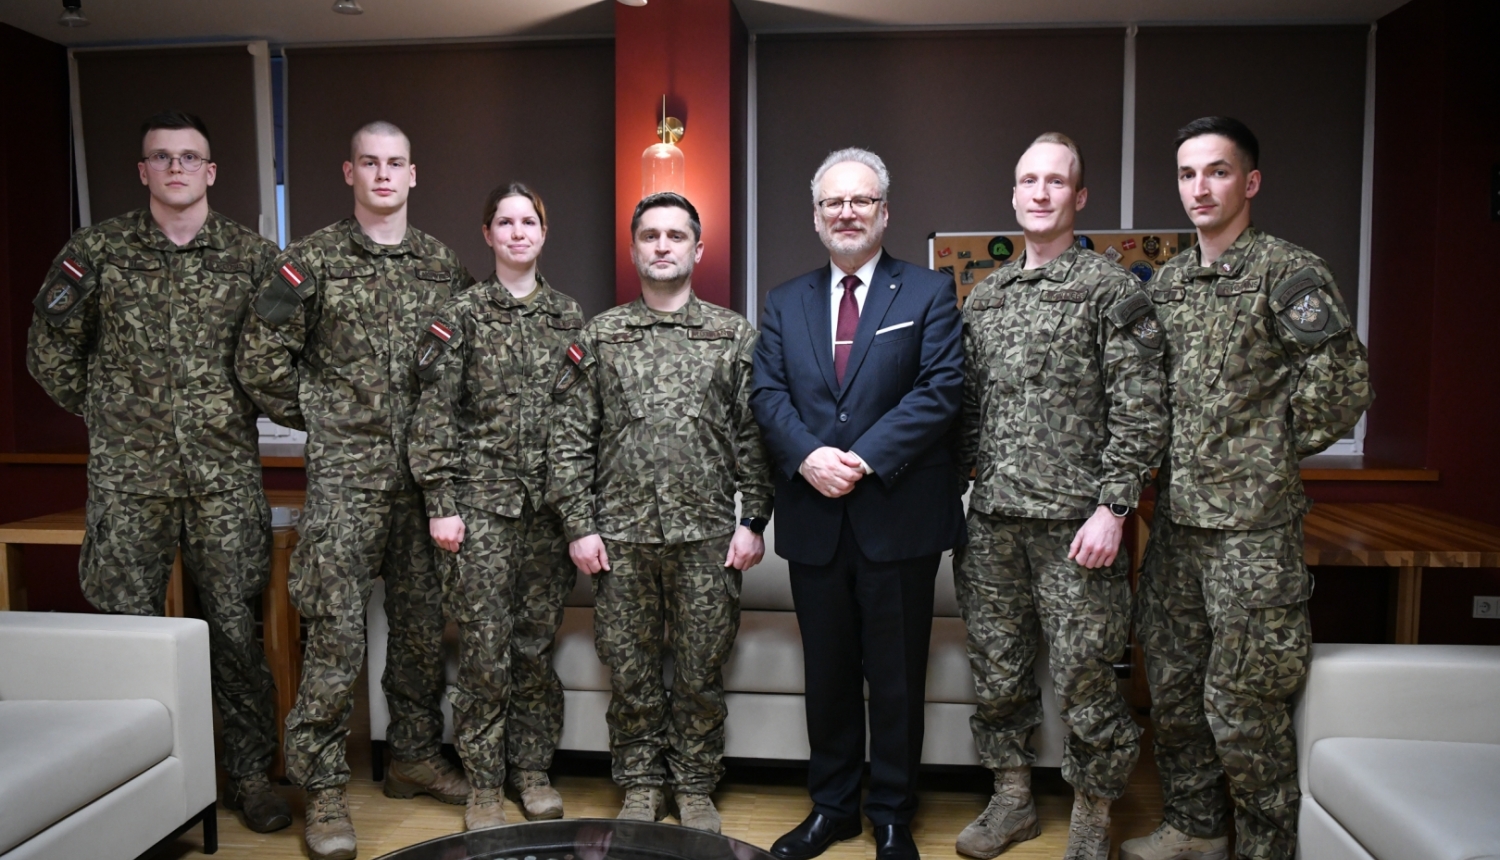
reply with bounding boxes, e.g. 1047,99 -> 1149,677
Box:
740,517 -> 768,535
1107,503 -> 1132,518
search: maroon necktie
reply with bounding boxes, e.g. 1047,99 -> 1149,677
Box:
834,274 -> 861,384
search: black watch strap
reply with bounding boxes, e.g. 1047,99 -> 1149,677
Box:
740,516 -> 768,534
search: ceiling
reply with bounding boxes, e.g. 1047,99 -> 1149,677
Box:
0,0 -> 1409,48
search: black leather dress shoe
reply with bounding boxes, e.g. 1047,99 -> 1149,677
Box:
770,812 -> 862,860
873,824 -> 919,860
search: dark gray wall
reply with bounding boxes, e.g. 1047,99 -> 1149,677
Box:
1134,26 -> 1368,318
284,41 -> 616,318
755,30 -> 1126,301
76,46 -> 260,230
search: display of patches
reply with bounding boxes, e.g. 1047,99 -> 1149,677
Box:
930,230 -> 1197,304
938,246 -> 952,258
1130,261 -> 1155,283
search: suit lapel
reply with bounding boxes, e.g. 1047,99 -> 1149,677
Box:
801,264 -> 840,397
838,251 -> 899,397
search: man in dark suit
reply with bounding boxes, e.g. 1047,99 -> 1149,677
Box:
752,148 -> 965,860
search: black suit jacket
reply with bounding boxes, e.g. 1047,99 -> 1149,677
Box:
751,251 -> 966,566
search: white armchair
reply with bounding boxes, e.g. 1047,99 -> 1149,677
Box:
0,613 -> 218,859
1293,643 -> 1500,860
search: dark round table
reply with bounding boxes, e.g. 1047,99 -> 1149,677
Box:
373,819 -> 778,860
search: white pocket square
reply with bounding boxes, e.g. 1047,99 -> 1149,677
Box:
875,320 -> 914,335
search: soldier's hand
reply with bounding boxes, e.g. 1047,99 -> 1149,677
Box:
570,534 -> 611,574
430,515 -> 465,553
799,446 -> 864,498
725,524 -> 765,571
1068,506 -> 1124,569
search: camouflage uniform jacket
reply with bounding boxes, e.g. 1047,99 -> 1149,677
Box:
28,208 -> 275,497
1154,226 -> 1372,530
547,293 -> 773,545
409,275 -> 584,520
958,245 -> 1168,519
235,218 -> 473,492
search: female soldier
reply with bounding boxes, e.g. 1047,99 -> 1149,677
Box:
409,183 -> 585,830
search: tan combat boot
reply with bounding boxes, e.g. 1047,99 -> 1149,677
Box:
676,793 -> 722,833
617,786 -> 666,821
1063,793 -> 1111,860
464,786 -> 507,830
1119,821 -> 1229,860
304,787 -> 357,860
955,766 -> 1041,859
384,756 -> 470,804
509,769 -> 564,820
224,772 -> 292,833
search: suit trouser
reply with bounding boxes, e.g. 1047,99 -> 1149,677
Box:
789,515 -> 938,827
953,511 -> 1141,799
283,481 -> 447,790
1135,514 -> 1310,860
80,483 -> 279,780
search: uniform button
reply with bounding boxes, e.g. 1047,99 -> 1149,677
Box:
839,412 -> 848,423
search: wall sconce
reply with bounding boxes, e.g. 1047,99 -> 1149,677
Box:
642,95 -> 685,197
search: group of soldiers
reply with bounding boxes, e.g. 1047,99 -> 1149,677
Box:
28,107 -> 1369,860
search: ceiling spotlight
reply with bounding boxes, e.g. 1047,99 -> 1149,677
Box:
617,0 -> 647,6
332,0 -> 364,14
58,0 -> 89,27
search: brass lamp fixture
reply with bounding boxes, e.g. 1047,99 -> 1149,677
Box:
642,95 -> 685,197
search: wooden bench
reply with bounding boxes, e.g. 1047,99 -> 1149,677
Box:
0,489 -> 305,775
1135,501 -> 1500,644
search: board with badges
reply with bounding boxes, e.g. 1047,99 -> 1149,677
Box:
927,230 -> 1198,305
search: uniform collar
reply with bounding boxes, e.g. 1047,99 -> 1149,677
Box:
622,291 -> 705,328
132,207 -> 229,252
1013,243 -> 1080,284
486,273 -> 566,315
1187,225 -> 1259,279
343,217 -> 422,258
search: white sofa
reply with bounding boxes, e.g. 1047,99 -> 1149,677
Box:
1293,643 -> 1500,860
367,514 -> 1069,773
0,613 -> 218,859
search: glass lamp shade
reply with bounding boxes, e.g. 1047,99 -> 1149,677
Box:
642,142 -> 685,197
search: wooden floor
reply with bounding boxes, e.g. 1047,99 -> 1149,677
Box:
156,673 -> 1165,860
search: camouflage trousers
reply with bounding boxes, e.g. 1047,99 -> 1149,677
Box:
593,535 -> 739,794
1136,515 -> 1310,860
436,502 -> 572,789
953,511 -> 1141,799
80,483 -> 278,779
283,482 -> 446,790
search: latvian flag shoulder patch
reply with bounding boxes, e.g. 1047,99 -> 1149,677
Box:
279,262 -> 307,289
429,320 -> 454,342
60,257 -> 88,282
567,342 -> 585,364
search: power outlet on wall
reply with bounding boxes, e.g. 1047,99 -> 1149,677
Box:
1474,597 -> 1500,619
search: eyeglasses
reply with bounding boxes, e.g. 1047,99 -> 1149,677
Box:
142,151 -> 209,173
817,196 -> 883,215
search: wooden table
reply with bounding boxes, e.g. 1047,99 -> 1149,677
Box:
1135,501 -> 1500,644
0,489 -> 305,775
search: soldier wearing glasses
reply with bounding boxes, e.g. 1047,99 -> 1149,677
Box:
27,109 -> 290,834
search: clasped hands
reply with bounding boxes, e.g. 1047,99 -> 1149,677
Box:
799,445 -> 866,498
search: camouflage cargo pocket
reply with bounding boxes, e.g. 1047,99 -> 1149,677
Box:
1209,556 -> 1310,693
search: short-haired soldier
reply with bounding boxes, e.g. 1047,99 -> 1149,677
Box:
953,133 -> 1167,860
548,193 -> 772,834
1121,117 -> 1373,860
236,120 -> 475,860
27,109 -> 290,833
